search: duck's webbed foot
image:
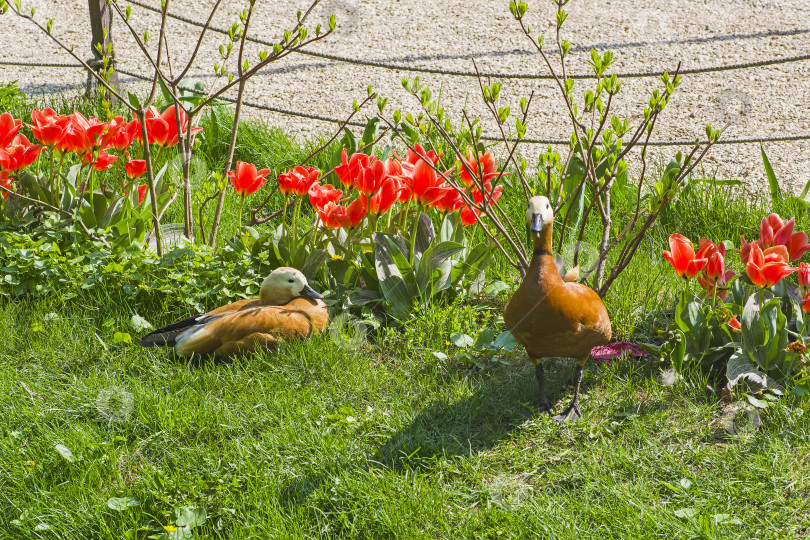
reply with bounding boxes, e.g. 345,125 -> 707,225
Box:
551,364 -> 584,424
552,400 -> 582,423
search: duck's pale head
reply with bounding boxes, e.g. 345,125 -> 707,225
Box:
526,195 -> 553,238
259,267 -> 324,305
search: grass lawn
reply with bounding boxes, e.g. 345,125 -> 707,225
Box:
2,298 -> 809,539
1,89 -> 809,538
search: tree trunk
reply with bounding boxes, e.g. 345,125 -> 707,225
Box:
86,0 -> 121,98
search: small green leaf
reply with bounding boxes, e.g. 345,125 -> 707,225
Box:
127,92 -> 141,110
107,497 -> 139,511
113,332 -> 132,344
674,508 -> 696,519
55,443 -> 76,463
130,314 -> 153,333
175,507 -> 207,528
492,331 -> 517,351
746,394 -> 769,409
450,332 -> 474,348
761,143 -> 780,203
473,328 -> 496,351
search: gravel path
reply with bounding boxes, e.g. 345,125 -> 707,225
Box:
5,0 -> 810,191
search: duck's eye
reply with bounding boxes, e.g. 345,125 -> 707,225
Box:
288,279 -> 294,283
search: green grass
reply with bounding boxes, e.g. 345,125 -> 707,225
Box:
1,299 -> 809,538
2,88 -> 810,538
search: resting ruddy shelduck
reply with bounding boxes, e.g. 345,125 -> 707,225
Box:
139,267 -> 328,357
503,196 -> 612,422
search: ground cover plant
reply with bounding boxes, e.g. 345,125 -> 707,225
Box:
1,0 -> 809,538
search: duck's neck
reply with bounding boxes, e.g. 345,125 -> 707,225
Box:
531,222 -> 553,256
259,288 -> 293,306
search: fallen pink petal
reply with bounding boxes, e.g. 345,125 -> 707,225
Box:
590,342 -> 646,364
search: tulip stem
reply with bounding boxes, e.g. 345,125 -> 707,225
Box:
238,196 -> 244,233
292,196 -> 303,255
281,194 -> 289,239
53,152 -> 65,190
410,205 -> 422,265
400,199 -> 412,230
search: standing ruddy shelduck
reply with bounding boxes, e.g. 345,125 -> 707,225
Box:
504,196 -> 611,422
139,267 -> 328,357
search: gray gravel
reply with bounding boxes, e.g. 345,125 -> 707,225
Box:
5,0 -> 810,191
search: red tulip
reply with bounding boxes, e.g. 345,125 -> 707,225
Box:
308,182 -> 343,210
459,147 -> 505,187
318,202 -> 350,229
71,111 -> 117,149
695,239 -> 734,299
133,107 -> 171,147
124,152 -> 148,180
29,108 -> 67,148
383,158 -> 411,203
355,159 -> 387,196
334,150 -> 376,191
345,196 -> 367,228
276,166 -> 320,196
0,170 -> 11,199
401,143 -> 440,169
697,239 -> 725,280
745,243 -> 794,288
92,151 -> 118,171
408,159 -> 450,206
97,116 -> 126,150
726,315 -> 742,332
367,176 -> 400,216
663,233 -> 708,280
799,262 -> 810,297
803,292 -> 810,314
0,134 -> 41,172
459,206 -> 478,227
57,113 -> 94,154
384,157 -> 403,176
396,144 -> 441,196
228,161 -> 270,196
137,184 -> 147,204
106,119 -> 139,151
740,213 -> 810,263
160,105 -> 202,147
431,186 -> 463,214
459,182 -> 503,226
0,113 -> 22,149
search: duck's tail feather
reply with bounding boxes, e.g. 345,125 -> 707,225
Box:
139,313 -> 222,348
563,265 -> 580,282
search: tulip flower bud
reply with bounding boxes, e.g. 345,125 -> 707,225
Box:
799,263 -> 810,297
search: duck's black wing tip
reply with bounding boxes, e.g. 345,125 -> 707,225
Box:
139,313 -> 219,348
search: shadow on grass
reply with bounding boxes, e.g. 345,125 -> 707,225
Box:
372,361 -> 590,470
276,357 -> 678,510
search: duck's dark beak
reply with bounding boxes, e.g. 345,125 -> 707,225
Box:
300,284 -> 324,299
530,212 -> 544,233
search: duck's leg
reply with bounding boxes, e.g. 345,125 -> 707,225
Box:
532,358 -> 552,412
552,363 -> 584,424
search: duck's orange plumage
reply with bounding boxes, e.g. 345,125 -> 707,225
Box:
140,267 -> 328,357
504,196 -> 611,422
